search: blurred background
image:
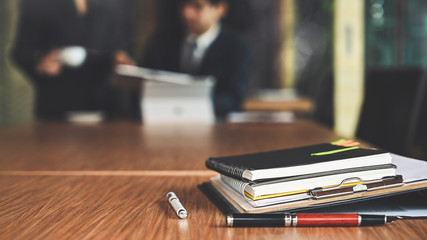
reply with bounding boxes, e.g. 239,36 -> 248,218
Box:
1,0 -> 426,158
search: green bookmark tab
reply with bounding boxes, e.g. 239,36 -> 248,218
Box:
311,146 -> 359,156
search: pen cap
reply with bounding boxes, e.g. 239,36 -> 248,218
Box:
166,192 -> 177,200
166,192 -> 188,219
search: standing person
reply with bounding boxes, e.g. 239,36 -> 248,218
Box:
142,0 -> 250,117
12,0 -> 135,120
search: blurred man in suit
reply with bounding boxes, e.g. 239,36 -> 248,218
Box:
142,0 -> 250,117
12,0 -> 135,120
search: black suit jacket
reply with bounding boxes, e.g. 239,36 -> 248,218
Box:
142,26 -> 250,117
11,0 -> 133,119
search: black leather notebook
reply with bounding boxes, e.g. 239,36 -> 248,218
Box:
206,143 -> 391,182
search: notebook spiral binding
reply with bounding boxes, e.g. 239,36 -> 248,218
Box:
206,159 -> 246,179
220,175 -> 250,198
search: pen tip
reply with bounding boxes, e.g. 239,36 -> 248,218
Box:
386,216 -> 401,222
178,211 -> 188,219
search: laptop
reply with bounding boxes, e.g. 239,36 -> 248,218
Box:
115,65 -> 216,125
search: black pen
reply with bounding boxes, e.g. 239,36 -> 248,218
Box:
226,213 -> 398,227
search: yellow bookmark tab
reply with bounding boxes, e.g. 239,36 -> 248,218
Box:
331,139 -> 347,145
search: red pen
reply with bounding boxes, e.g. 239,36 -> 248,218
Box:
226,213 -> 397,227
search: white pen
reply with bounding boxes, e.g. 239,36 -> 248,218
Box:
166,192 -> 188,219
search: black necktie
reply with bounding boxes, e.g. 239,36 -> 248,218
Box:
181,41 -> 198,74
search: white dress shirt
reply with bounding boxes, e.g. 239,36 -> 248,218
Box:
180,23 -> 221,74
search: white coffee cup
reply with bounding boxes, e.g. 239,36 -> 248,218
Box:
59,46 -> 87,67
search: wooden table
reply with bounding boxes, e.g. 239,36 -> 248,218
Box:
1,120 -> 426,239
0,120 -> 340,172
244,97 -> 313,113
243,89 -> 314,114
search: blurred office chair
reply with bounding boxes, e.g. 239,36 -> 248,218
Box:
310,71 -> 334,128
356,68 -> 427,156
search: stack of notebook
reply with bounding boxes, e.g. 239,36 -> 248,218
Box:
203,140 -> 406,213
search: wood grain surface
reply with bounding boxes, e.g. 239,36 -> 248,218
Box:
1,175 -> 426,240
0,120 -> 426,239
0,119 -> 342,171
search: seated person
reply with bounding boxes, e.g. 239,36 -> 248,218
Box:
12,0 -> 135,120
142,0 -> 250,117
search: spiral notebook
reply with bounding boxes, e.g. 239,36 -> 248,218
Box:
206,142 -> 392,182
199,154 -> 427,214
219,164 -> 397,200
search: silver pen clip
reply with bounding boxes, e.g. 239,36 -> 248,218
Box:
309,175 -> 403,199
